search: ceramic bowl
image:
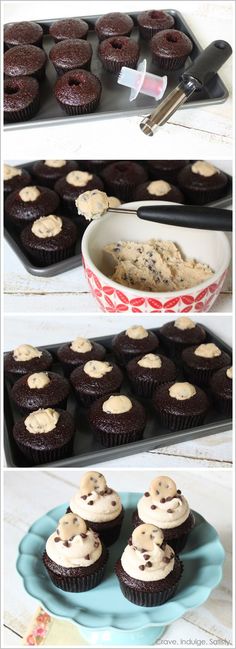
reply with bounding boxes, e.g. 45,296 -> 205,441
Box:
81,201 -> 230,313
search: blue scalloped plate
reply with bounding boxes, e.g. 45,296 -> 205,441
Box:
17,492 -> 225,646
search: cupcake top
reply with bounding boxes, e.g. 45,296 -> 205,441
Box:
54,69 -> 102,108
24,408 -> 60,434
95,12 -> 134,41
46,513 -> 102,568
76,189 -> 109,220
49,38 -> 92,71
49,18 -> 89,42
4,45 -> 47,77
177,162 -> 228,191
70,470 -> 122,523
121,523 -> 175,581
137,10 -> 175,32
137,475 -> 190,530
151,29 -> 193,58
4,76 -> 40,120
4,21 -> 43,47
159,317 -> 206,346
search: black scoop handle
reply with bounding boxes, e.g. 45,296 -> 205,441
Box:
181,40 -> 232,89
137,205 -> 232,231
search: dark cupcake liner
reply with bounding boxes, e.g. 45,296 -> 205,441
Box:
182,187 -> 227,205
152,52 -> 188,70
57,95 -> 100,116
25,244 -> 76,267
183,364 -> 214,387
129,376 -> 174,399
92,425 -> 144,448
4,94 -> 40,123
100,55 -> 139,74
158,339 -> 187,363
113,350 -> 141,366
97,28 -> 133,42
16,397 -> 68,416
211,394 -> 232,417
14,438 -> 73,465
156,410 -> 206,431
116,559 -> 183,607
43,554 -> 107,592
5,35 -> 44,49
67,506 -> 124,546
138,24 -> 173,40
52,60 -> 91,77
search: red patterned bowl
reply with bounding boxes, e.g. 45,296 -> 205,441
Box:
82,201 -> 231,313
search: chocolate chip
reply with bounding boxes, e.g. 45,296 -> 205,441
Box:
161,541 -> 167,550
144,492 -> 150,497
160,498 -> 166,503
146,561 -> 152,568
128,538 -> 132,546
69,536 -> 75,541
106,488 -> 113,495
165,496 -> 173,502
88,492 -> 92,496
167,509 -> 173,513
81,495 -> 87,500
143,554 -> 150,560
170,553 -> 175,559
177,489 -> 181,494
88,500 -> 94,505
73,517 -> 78,523
140,548 -> 146,553
85,554 -> 90,560
139,565 -> 145,571
80,533 -> 87,538
151,505 -> 157,510
56,529 -> 60,535
94,541 -> 99,548
111,501 -> 116,506
63,541 -> 70,547
54,537 -> 60,542
162,556 -> 170,564
156,490 -> 159,495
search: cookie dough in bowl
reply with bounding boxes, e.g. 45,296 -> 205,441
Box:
81,200 -> 230,313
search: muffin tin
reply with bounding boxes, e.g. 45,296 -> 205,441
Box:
4,160 -> 232,278
4,325 -> 232,468
4,9 -> 229,130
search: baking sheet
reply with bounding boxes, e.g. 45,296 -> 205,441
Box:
4,325 -> 232,468
4,9 -> 229,131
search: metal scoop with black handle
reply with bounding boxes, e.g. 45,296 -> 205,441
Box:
140,40 -> 232,136
109,204 -> 232,231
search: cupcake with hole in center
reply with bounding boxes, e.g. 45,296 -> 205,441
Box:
68,471 -> 124,545
112,325 -> 159,366
43,512 -> 108,592
133,475 -> 195,553
98,36 -> 140,73
115,523 -> 183,606
88,393 -> 146,447
137,10 -> 175,40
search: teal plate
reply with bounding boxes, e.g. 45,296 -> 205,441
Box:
17,492 -> 225,646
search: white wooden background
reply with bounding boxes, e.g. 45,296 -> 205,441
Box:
4,313 -> 232,468
3,469 -> 232,647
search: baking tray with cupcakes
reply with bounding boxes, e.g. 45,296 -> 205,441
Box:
4,321 -> 232,468
3,10 -> 229,130
4,159 -> 232,278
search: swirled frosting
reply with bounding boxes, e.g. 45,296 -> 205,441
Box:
137,475 -> 190,530
70,471 -> 122,523
121,523 -> 175,582
46,513 -> 102,568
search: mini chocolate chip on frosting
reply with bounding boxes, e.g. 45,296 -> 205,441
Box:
31,215 -> 62,239
70,337 -> 92,353
70,471 -> 122,524
138,353 -> 162,369
121,523 -> 175,582
27,372 -> 50,389
13,344 -> 42,362
46,513 -> 102,568
66,170 -> 92,187
126,325 -> 148,340
194,343 -> 221,358
108,196 -> 121,208
191,161 -> 218,177
226,366 -> 233,379
83,360 -> 112,379
25,408 -> 59,434
4,164 -> 22,181
138,475 -> 190,530
147,180 -> 171,196
19,186 -> 40,202
76,189 -> 109,221
45,160 -> 66,168
102,395 -> 132,414
169,382 -> 196,400
174,317 -> 196,331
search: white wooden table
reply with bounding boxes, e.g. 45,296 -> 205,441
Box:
4,313 -> 232,468
3,469 -> 232,647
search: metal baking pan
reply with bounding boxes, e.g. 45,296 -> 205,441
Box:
4,9 -> 229,131
4,325 -> 232,468
4,160 -> 232,278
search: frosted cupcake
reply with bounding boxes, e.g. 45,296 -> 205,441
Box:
68,471 -> 124,545
133,475 -> 195,552
115,523 -> 183,606
43,512 -> 108,592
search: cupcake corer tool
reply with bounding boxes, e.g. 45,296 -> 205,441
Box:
108,204 -> 232,231
118,59 -> 167,101
140,40 -> 232,136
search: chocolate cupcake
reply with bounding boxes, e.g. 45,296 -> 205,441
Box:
49,39 -> 92,76
112,325 -> 159,366
57,337 -> 106,376
4,21 -> 44,49
147,160 -> 189,183
54,69 -> 102,116
159,317 -> 207,359
4,76 -> 40,123
95,12 -> 134,41
68,471 -> 124,545
32,160 -> 78,188
127,353 -> 177,398
54,170 -> 104,218
182,343 -> 231,387
177,161 -> 229,205
43,513 -> 108,592
4,164 -> 31,198
4,344 -> 52,383
5,185 -> 60,230
137,10 -> 175,40
151,29 -> 193,70
102,161 -> 148,201
49,18 -> 89,43
210,366 -> 233,417
88,393 -> 146,447
13,408 -> 74,464
20,214 -> 77,266
11,371 -> 70,414
98,36 -> 140,73
70,360 -> 123,407
153,381 -> 209,431
116,523 -> 183,606
133,475 -> 195,553
134,180 -> 184,204
4,45 -> 47,81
